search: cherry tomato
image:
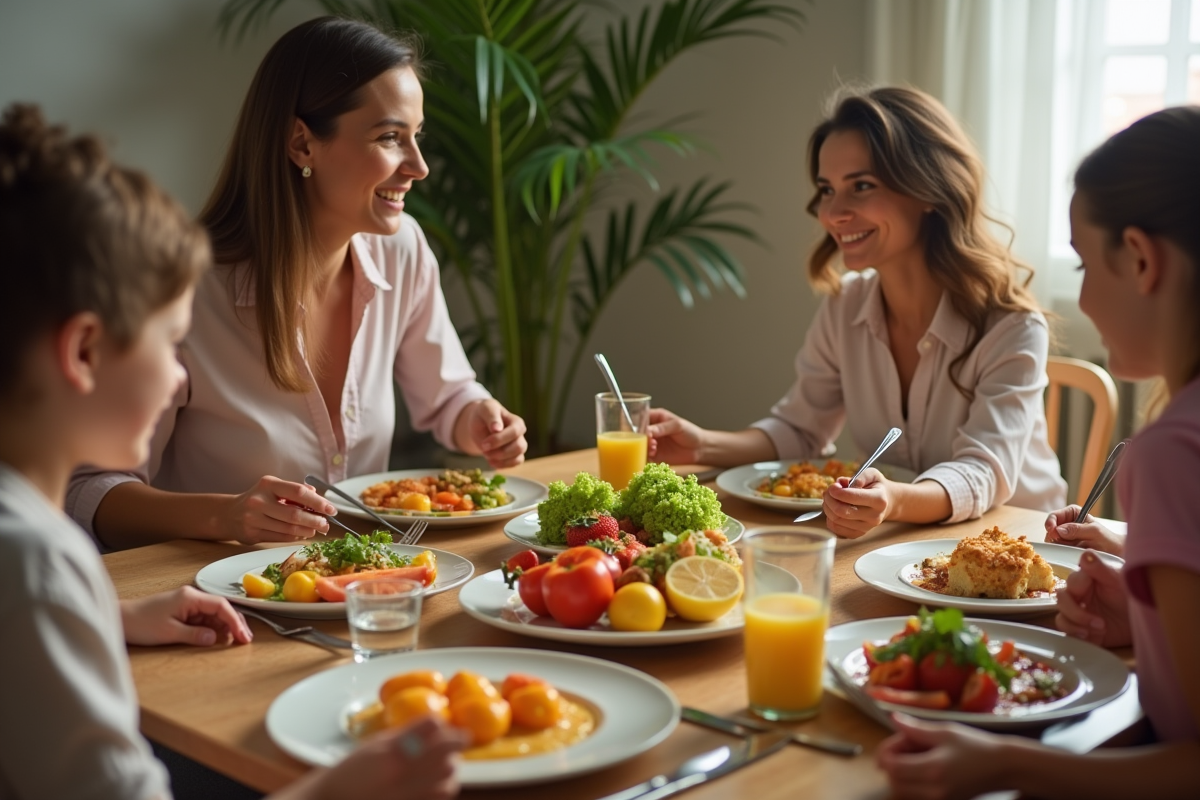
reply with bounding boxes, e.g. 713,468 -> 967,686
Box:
867,653 -> 917,690
517,563 -> 553,617
509,684 -> 563,730
542,557 -> 615,628
505,549 -> 540,573
555,545 -> 620,583
450,696 -> 512,746
446,671 -> 501,705
864,686 -> 952,709
959,671 -> 1000,713
918,652 -> 974,702
995,640 -> 1016,665
383,686 -> 450,729
379,670 -> 448,704
500,673 -> 548,700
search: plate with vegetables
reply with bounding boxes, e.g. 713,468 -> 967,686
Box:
825,608 -> 1131,729
194,532 -> 474,619
716,460 -> 916,512
266,646 -> 679,787
327,469 -> 549,529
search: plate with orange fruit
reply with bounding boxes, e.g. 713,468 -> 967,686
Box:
327,470 -> 548,529
265,647 -> 679,787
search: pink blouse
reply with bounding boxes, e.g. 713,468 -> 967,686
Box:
67,215 -> 491,538
1119,375 -> 1200,743
750,270 -> 1066,522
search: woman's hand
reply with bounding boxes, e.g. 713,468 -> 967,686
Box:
876,714 -> 1010,800
121,586 -> 253,647
220,476 -> 336,543
646,408 -> 706,464
459,399 -> 528,468
1045,505 -> 1125,556
313,715 -> 468,800
1055,550 -> 1132,647
822,469 -> 892,538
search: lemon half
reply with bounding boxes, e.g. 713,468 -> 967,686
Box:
664,556 -> 744,622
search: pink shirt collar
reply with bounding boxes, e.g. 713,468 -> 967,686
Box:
848,269 -> 970,354
231,234 -> 394,307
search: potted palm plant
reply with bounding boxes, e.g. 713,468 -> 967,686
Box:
220,0 -> 805,452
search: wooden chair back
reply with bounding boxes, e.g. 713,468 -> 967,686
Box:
1045,356 -> 1118,506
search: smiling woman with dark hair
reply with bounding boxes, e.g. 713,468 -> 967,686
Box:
68,16 -> 528,550
648,86 -> 1066,538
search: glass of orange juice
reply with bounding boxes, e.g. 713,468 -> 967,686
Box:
742,528 -> 836,721
595,392 -> 650,490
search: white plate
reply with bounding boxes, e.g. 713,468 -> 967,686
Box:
853,539 -> 1125,616
458,568 -> 747,646
326,470 -> 549,529
194,544 -> 474,619
265,647 -> 679,787
825,616 -> 1131,728
716,460 -> 916,512
503,512 -> 745,556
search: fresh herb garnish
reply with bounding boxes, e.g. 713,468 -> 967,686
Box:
872,607 -> 1016,690
297,531 -> 408,571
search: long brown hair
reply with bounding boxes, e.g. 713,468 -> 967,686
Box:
200,16 -> 420,392
805,86 -> 1041,400
1074,105 -> 1200,385
0,103 -> 209,401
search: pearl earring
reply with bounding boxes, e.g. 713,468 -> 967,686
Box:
301,165 -> 312,178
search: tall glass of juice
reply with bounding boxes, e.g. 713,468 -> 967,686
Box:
742,528 -> 836,721
595,392 -> 650,490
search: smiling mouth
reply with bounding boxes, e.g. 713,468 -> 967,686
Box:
838,230 -> 874,244
375,189 -> 405,203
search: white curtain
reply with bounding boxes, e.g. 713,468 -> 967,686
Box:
864,0 -> 1059,303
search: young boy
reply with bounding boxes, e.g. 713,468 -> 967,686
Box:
0,104 -> 464,800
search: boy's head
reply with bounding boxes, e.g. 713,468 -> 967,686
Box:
0,104 -> 210,467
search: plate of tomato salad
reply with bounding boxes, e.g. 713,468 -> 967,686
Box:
824,610 -> 1132,729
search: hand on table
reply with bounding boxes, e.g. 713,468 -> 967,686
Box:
822,469 -> 892,538
646,408 -> 705,464
121,586 -> 253,647
876,713 -> 1009,800
222,476 -> 336,543
317,715 -> 468,800
1045,505 -> 1126,556
461,399 -> 528,468
1055,549 -> 1132,647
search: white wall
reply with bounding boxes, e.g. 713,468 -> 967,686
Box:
1,0 -> 868,456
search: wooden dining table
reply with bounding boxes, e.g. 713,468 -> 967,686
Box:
103,450 -> 1145,799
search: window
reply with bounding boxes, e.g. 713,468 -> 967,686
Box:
1046,0 -> 1200,297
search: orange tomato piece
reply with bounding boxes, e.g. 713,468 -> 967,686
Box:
446,671 -> 500,705
434,491 -> 463,508
450,696 -> 512,746
383,686 -> 450,729
379,670 -> 448,704
509,684 -> 563,730
500,673 -> 549,700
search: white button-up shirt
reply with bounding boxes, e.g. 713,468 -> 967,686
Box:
751,270 -> 1067,522
67,215 -> 491,537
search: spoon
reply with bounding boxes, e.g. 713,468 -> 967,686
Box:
594,353 -> 637,432
794,426 -> 903,523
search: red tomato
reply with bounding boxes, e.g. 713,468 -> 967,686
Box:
542,558 -> 615,628
917,653 -> 974,703
867,653 -> 917,690
864,686 -> 952,710
556,546 -> 621,583
517,563 -> 553,617
959,671 -> 1000,713
995,640 -> 1016,665
505,549 -> 540,573
863,642 -> 879,670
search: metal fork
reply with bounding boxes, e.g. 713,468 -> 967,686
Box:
305,474 -> 428,546
235,606 -> 354,650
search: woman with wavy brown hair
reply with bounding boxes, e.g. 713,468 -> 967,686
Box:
649,86 -> 1065,538
67,16 -> 528,549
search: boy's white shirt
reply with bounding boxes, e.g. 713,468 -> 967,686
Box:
0,461 -> 170,800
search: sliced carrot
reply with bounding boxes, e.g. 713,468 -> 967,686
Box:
314,566 -> 432,603
434,491 -> 463,507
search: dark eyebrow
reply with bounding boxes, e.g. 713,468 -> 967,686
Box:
370,118 -> 423,130
815,170 -> 874,184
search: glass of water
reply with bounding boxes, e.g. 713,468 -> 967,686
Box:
346,578 -> 423,663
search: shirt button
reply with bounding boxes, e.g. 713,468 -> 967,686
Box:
920,340 -> 932,351
332,453 -> 344,466
345,408 -> 357,421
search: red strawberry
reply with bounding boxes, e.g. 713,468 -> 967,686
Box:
618,516 -> 638,534
564,514 -> 620,547
613,538 -> 647,571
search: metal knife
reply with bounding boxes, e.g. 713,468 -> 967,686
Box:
305,473 -> 410,540
681,707 -> 861,757
597,731 -> 791,800
827,662 -> 896,731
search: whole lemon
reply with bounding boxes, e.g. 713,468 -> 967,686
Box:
606,582 -> 668,632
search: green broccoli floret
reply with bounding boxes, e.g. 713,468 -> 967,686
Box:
536,472 -> 617,544
614,463 -> 682,526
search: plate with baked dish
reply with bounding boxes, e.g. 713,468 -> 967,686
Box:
854,527 -> 1126,615
716,460 -> 916,512
825,609 -> 1131,729
327,469 -> 549,529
